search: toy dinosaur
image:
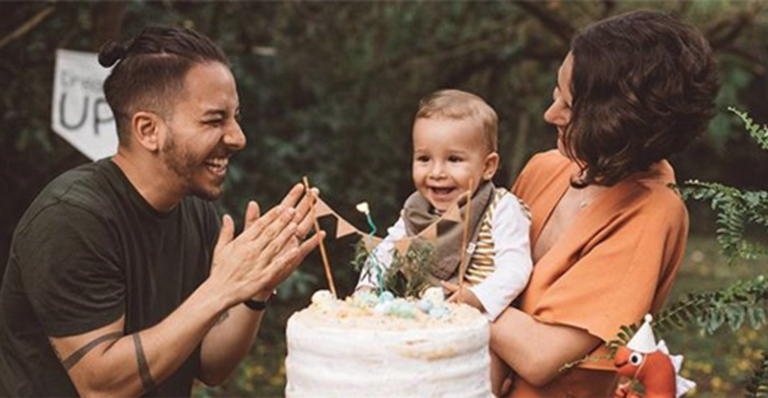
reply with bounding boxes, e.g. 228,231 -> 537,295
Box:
613,315 -> 696,398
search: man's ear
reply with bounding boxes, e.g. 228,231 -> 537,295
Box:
483,152 -> 500,180
131,111 -> 163,152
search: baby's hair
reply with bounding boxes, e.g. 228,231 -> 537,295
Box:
415,89 -> 498,153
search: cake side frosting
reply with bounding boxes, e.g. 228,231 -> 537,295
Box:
285,289 -> 492,398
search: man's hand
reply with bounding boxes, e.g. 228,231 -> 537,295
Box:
209,183 -> 324,305
441,281 -> 485,313
198,184 -> 324,384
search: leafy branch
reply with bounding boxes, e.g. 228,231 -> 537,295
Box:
351,239 -> 434,298
679,108 -> 768,266
728,107 -> 768,153
746,351 -> 768,398
605,275 -> 768,355
680,180 -> 768,265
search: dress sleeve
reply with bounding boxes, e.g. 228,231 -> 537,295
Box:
531,200 -> 687,342
18,203 -> 125,337
356,217 -> 406,289
470,194 -> 533,321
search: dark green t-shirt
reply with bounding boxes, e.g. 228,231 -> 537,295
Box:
0,159 -> 219,397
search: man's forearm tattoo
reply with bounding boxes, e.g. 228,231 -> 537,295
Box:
214,310 -> 230,326
60,331 -> 123,370
133,333 -> 157,392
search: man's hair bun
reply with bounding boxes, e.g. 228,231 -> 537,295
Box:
98,40 -> 128,67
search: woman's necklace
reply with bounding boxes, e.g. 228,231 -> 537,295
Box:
579,190 -> 590,208
578,186 -> 603,209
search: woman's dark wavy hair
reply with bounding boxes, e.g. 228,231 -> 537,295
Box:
99,26 -> 229,142
564,10 -> 720,187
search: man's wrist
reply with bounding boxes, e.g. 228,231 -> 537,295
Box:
243,290 -> 276,311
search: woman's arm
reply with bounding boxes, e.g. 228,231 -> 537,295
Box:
490,307 -> 602,387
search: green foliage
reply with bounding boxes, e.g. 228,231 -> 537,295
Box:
604,275 -> 768,360
351,238 -> 434,298
729,107 -> 768,153
746,351 -> 768,398
385,241 -> 434,298
682,180 -> 768,265
681,109 -> 768,266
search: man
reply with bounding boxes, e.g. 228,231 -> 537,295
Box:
0,26 -> 322,397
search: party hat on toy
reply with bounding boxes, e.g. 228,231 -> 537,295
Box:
627,314 -> 657,354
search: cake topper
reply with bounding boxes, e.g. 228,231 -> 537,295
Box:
456,179 -> 474,304
356,201 -> 385,294
302,180 -> 474,298
302,176 -> 336,298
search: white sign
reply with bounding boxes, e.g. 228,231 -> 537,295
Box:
51,49 -> 117,161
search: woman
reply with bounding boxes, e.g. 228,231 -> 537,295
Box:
491,10 -> 720,398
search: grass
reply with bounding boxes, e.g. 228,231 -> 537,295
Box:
193,234 -> 768,397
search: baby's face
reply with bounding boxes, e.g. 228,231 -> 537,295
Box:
412,118 -> 498,212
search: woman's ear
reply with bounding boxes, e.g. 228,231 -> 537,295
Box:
131,111 -> 163,152
483,152 -> 500,180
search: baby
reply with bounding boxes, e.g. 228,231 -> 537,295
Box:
357,89 -> 532,321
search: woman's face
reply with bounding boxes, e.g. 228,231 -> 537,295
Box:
544,53 -> 574,156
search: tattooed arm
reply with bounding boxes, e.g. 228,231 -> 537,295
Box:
49,291 -> 223,398
49,185 -> 322,397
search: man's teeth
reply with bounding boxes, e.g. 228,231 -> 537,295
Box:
206,158 -> 228,168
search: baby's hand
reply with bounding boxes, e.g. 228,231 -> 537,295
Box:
441,281 -> 485,313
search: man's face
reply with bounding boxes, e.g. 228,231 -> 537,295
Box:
159,62 -> 245,201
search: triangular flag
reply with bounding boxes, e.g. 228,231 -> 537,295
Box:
314,198 -> 334,218
442,203 -> 461,223
394,238 -> 412,256
335,217 -> 358,238
420,223 -> 438,243
362,235 -> 383,252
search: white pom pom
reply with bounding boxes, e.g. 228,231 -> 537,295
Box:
645,314 -> 653,323
356,202 -> 370,214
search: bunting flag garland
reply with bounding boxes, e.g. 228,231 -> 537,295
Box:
314,199 -> 334,218
363,236 -> 383,252
394,238 -> 412,257
308,188 -> 472,258
421,223 -> 438,243
335,218 -> 358,238
442,203 -> 462,223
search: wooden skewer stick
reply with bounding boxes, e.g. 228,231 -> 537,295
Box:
457,179 -> 473,304
302,176 -> 337,298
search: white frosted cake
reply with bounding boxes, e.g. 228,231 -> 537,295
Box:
285,289 -> 492,398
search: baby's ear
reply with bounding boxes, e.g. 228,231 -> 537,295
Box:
483,152 -> 500,179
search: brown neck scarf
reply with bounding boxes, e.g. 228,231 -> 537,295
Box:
402,180 -> 495,282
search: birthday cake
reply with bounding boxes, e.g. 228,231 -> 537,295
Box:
284,289 -> 492,398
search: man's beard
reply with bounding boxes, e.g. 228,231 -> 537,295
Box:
162,133 -> 223,201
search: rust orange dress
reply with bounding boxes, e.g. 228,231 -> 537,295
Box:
508,150 -> 688,398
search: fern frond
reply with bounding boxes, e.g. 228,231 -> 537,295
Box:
604,275 -> 768,356
682,180 -> 768,266
729,107 -> 768,153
